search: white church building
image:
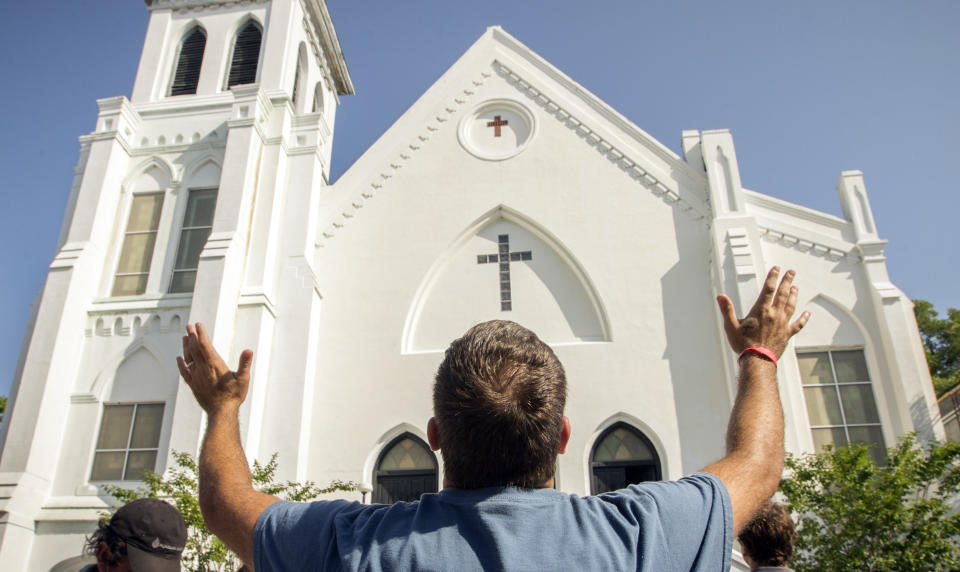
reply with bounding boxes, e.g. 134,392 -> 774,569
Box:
0,1 -> 943,569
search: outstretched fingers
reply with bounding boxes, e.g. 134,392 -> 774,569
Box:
750,267 -> 780,316
773,269 -> 796,310
790,311 -> 811,335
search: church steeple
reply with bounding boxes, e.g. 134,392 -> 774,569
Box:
132,1 -> 353,109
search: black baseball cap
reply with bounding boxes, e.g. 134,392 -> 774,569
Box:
109,498 -> 187,572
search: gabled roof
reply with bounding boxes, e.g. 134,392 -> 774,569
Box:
319,26 -> 708,246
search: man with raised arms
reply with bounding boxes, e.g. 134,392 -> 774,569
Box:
178,267 -> 809,571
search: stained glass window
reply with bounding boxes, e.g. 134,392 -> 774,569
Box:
373,434 -> 437,504
590,423 -> 660,494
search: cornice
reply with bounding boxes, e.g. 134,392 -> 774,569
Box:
127,138 -> 227,157
134,92 -> 234,118
743,188 -> 848,230
145,0 -> 268,15
300,0 -> 354,96
758,226 -> 860,263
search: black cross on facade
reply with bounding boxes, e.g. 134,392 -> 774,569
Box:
486,115 -> 509,137
477,234 -> 532,311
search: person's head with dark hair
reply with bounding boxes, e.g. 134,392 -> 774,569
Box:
429,320 -> 570,489
82,498 -> 187,571
737,500 -> 798,570
84,518 -> 128,569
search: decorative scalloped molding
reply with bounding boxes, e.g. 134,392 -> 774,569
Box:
315,69 -> 493,245
85,306 -> 189,338
758,227 -> 859,262
491,61 -> 703,220
317,60 -> 706,247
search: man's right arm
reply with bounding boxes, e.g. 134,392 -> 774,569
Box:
701,267 -> 809,535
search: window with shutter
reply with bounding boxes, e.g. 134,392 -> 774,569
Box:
170,27 -> 206,96
227,21 -> 263,87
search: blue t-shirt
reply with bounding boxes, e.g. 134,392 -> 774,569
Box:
254,472 -> 732,571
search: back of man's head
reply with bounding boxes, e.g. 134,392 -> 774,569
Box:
737,501 -> 798,569
85,498 -> 187,571
433,320 -> 567,489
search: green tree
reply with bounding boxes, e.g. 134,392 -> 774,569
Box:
104,451 -> 356,572
779,434 -> 960,571
913,299 -> 960,397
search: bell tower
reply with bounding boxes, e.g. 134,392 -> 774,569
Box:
0,1 -> 352,569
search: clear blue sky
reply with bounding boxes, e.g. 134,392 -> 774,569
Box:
1,1 -> 957,398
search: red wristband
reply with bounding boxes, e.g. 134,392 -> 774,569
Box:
738,347 -> 778,367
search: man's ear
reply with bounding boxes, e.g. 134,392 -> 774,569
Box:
96,540 -> 110,570
427,417 -> 441,451
558,416 -> 571,454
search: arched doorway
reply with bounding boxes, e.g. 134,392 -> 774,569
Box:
373,434 -> 438,504
590,422 -> 661,494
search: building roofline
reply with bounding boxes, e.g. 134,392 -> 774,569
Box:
305,0 -> 354,96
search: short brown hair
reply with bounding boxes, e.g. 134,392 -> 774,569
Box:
433,320 -> 567,489
738,501 -> 798,567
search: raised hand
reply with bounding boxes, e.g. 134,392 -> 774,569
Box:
177,323 -> 253,413
716,267 -> 810,358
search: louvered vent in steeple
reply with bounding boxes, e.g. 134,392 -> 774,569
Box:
227,21 -> 263,87
170,27 -> 206,96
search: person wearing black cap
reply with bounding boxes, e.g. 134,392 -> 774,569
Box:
81,497 -> 187,572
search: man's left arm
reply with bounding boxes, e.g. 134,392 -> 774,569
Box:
178,323 -> 279,567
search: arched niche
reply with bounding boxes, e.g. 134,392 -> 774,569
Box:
402,205 -> 610,353
795,295 -> 866,348
181,155 -> 222,189
122,157 -> 176,193
292,42 -> 308,111
91,344 -> 175,403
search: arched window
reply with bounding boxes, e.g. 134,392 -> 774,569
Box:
373,434 -> 438,504
311,81 -> 324,114
170,27 -> 206,96
590,423 -> 661,494
227,20 -> 263,87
